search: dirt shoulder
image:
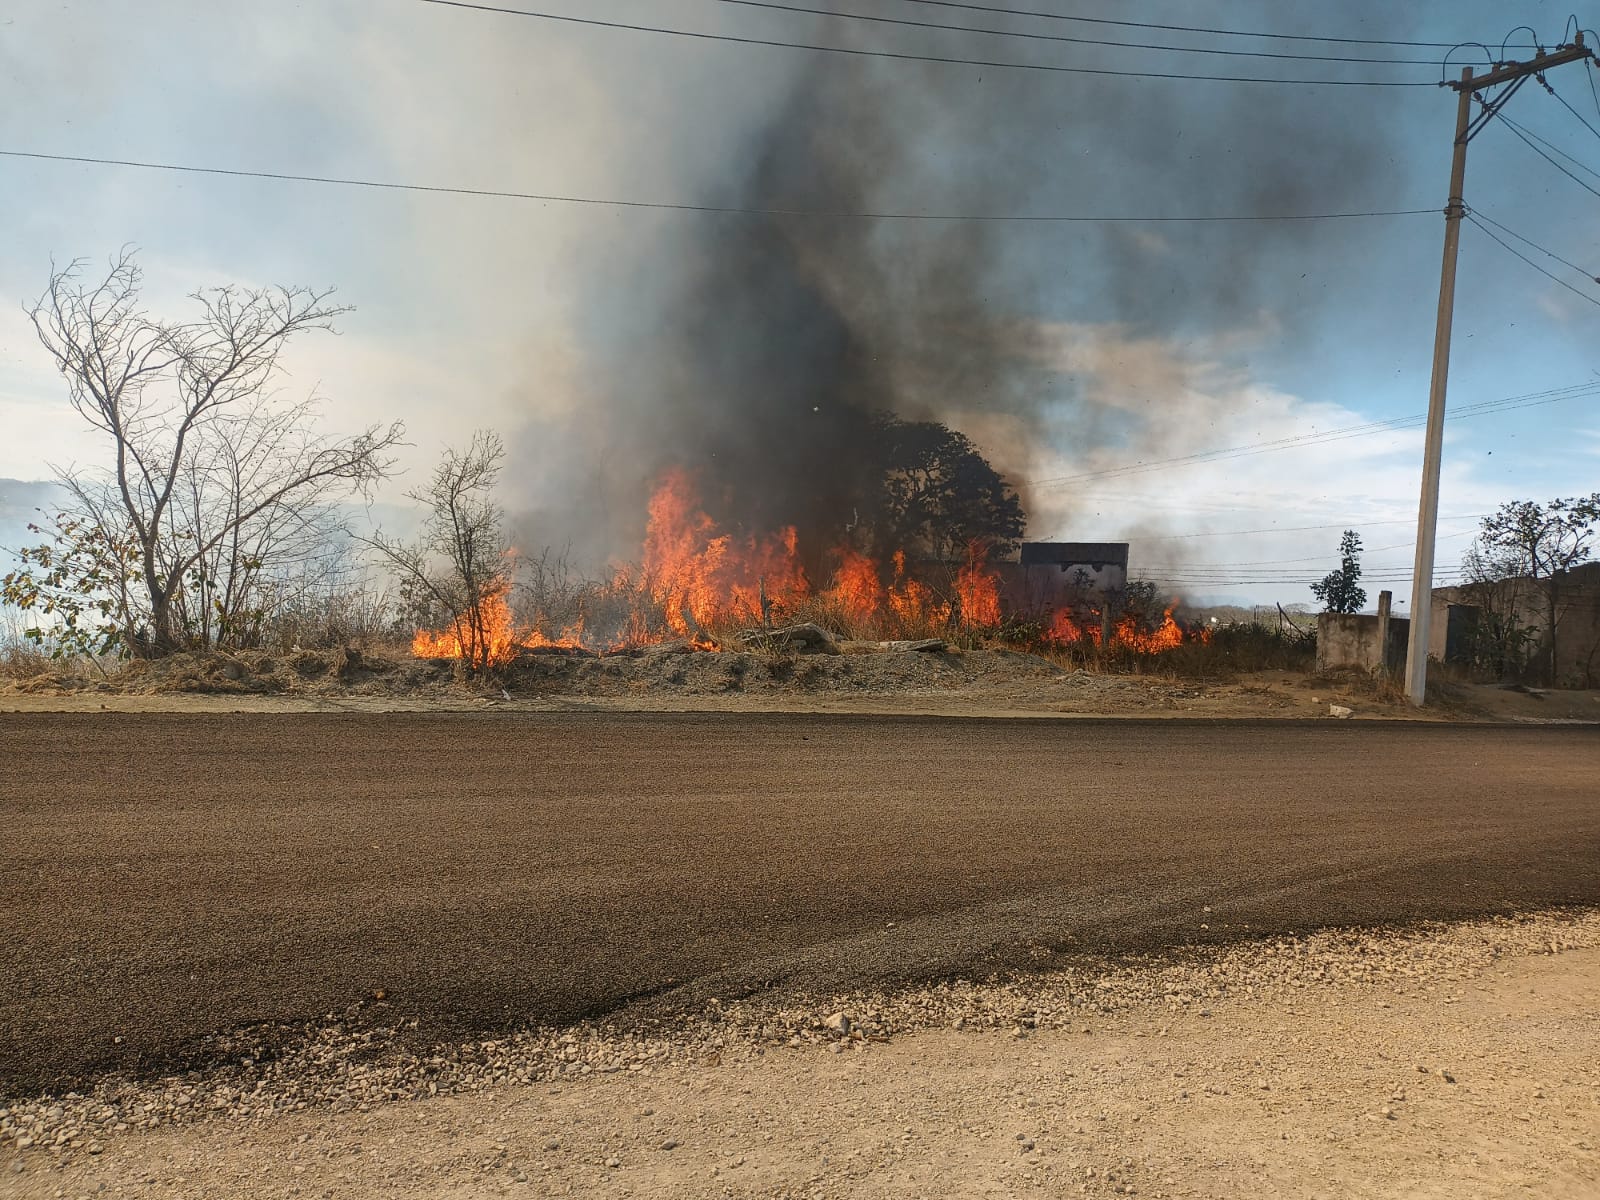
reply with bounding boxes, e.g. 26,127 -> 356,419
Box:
5,646 -> 1597,721
5,910 -> 1596,1199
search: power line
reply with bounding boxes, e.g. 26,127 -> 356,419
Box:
1484,100 -> 1600,200
1540,76 -> 1600,144
0,148 -> 1438,223
1148,579 -> 1436,587
1492,111 -> 1600,181
706,0 -> 1443,65
1140,561 -> 1470,578
1467,208 -> 1600,283
1467,215 -> 1600,309
416,0 -> 1439,85
1060,515 -> 1489,542
1144,561 -> 1465,577
894,0 -> 1526,51
1138,531 -> 1477,570
1024,382 -> 1600,489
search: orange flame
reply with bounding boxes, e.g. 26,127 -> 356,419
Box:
887,549 -> 950,630
1045,603 -> 1206,653
641,470 -> 809,636
411,582 -> 523,667
410,472 -> 1022,655
825,546 -> 885,628
955,540 -> 1002,627
1047,607 -> 1093,645
1116,608 -> 1186,653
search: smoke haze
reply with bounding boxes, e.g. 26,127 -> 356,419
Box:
512,2 -> 1429,566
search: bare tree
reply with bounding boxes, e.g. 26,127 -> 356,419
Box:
1457,537 -> 1536,678
11,250 -> 403,656
1474,495 -> 1600,682
364,432 -> 511,676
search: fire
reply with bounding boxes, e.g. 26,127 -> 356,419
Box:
886,549 -> 948,630
404,470 -> 1218,667
411,582 -> 523,667
955,541 -> 1001,627
1044,604 -> 1208,653
825,546 -> 885,628
641,470 -> 809,636
408,471 -> 1020,660
412,580 -> 588,668
1116,608 -> 1186,653
1048,607 -> 1092,645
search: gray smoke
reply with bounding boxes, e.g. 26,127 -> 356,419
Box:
511,2 -> 1428,564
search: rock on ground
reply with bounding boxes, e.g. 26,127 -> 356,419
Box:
3,910 -> 1597,1198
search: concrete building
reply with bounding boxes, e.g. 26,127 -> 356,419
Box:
1429,561 -> 1600,686
1000,542 -> 1129,615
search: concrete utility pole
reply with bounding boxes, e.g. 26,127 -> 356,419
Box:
1403,39 -> 1595,706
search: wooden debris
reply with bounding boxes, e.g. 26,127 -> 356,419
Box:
738,622 -> 841,654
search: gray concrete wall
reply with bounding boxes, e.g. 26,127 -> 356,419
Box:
997,562 -> 1125,616
1431,564 -> 1600,685
1317,613 -> 1409,674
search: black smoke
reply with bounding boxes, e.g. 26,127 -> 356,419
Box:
513,2 -> 1431,564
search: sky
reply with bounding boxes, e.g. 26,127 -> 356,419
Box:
1,0 -> 1598,608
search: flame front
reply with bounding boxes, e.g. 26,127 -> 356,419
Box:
955,541 -> 1001,627
1045,604 -> 1207,653
642,470 -> 810,636
411,582 -> 525,667
826,547 -> 885,628
406,472 -> 1239,664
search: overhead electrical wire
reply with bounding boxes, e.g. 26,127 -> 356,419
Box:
705,0 -> 1444,65
1053,515 -> 1487,543
1145,564 -> 1464,575
415,0 -> 1438,85
0,149 -> 1437,223
1541,76 -> 1600,144
893,0 -> 1530,51
1483,101 -> 1600,200
1142,571 -> 1461,583
1024,382 -> 1600,489
1138,531 -> 1476,571
1492,111 -> 1600,181
1467,208 -> 1600,284
1467,215 -> 1600,308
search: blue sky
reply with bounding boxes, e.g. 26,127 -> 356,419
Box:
2,0 -> 1598,607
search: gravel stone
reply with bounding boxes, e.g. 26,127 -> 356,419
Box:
2,907 -> 1594,1164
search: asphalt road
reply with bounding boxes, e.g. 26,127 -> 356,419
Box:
3,712 -> 1598,1093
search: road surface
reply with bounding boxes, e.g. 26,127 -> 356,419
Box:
3,712 -> 1597,1092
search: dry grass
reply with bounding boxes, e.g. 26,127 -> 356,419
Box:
0,607 -> 54,681
994,619 -> 1317,681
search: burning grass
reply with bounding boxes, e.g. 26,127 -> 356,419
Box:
408,471 -> 1214,669
410,473 -> 1015,662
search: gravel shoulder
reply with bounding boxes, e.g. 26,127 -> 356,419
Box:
5,909 -> 1597,1199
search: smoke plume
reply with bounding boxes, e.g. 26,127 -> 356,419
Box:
512,4 -> 1426,565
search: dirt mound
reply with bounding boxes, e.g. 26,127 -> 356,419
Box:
515,645 -> 1060,698
0,645 -> 1068,702
1,648 -> 453,698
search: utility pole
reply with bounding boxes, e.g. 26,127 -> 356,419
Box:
1403,38 -> 1594,706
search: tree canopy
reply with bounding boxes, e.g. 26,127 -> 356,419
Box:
1310,529 -> 1366,614
1471,495 -> 1600,681
857,415 -> 1026,561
